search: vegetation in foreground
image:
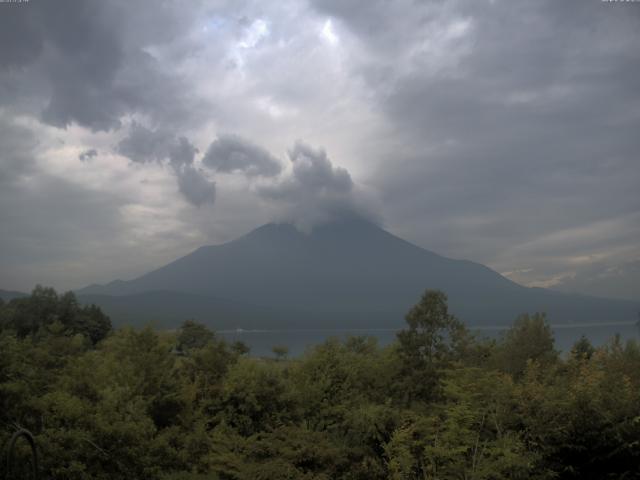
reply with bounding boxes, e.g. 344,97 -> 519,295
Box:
1,286 -> 639,479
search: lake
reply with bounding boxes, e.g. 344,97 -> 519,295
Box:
219,322 -> 640,358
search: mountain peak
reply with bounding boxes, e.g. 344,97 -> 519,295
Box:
77,218 -> 639,329
243,221 -> 300,240
232,216 -> 390,251
253,214 -> 381,235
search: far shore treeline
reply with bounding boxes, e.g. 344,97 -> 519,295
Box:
1,286 -> 639,479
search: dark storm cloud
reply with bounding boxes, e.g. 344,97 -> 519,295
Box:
38,1 -> 125,130
117,122 -> 213,207
78,149 -> 98,162
117,123 -> 173,164
117,122 -> 198,167
259,141 -> 374,230
0,0 -> 126,130
169,137 -> 198,168
202,134 -> 282,177
0,0 -> 204,131
0,4 -> 43,70
175,166 -> 216,207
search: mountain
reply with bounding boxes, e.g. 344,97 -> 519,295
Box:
78,291 -> 309,330
0,289 -> 28,302
78,217 -> 640,329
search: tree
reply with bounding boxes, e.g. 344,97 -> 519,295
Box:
74,303 -> 112,345
494,313 -> 557,378
272,345 -> 289,361
231,340 -> 250,356
219,358 -> 294,436
571,335 -> 595,361
396,290 -> 467,403
177,320 -> 215,353
0,287 -> 111,344
3,285 -> 59,337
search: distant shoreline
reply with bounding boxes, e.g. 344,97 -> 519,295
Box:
218,321 -> 638,335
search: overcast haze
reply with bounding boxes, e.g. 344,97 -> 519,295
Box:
0,0 -> 638,300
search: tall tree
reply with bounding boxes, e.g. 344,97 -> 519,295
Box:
396,290 -> 467,403
176,320 -> 215,353
495,313 -> 557,378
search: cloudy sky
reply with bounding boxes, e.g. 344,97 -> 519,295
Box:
0,0 -> 638,299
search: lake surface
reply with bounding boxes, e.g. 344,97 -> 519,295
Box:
219,322 -> 640,358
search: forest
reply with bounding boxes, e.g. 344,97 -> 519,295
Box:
1,286 -> 639,479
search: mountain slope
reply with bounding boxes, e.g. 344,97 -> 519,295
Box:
0,289 -> 28,302
78,218 -> 639,328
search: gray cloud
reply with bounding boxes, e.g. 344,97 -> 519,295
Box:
258,141 -> 374,231
0,0 -> 205,131
0,118 -> 38,186
117,122 -> 173,164
202,134 -> 282,177
311,0 -> 640,297
78,149 -> 98,162
176,165 -> 216,207
0,4 -> 44,70
169,137 -> 198,168
117,122 -> 213,207
0,118 -> 125,290
117,124 -> 197,168
288,142 -> 352,193
555,260 -> 640,301
38,1 -> 124,130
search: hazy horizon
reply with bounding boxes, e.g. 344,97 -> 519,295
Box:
2,216 -> 639,303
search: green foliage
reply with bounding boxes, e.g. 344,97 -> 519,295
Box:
385,368 -> 533,480
230,340 -> 250,356
177,320 -> 215,353
272,345 -> 289,360
493,312 -> 557,378
1,286 -> 639,479
218,358 -> 295,436
396,290 -> 468,403
571,334 -> 595,360
0,285 -> 111,344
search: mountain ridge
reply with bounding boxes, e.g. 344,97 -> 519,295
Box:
75,218 -> 639,329
0,289 -> 29,302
